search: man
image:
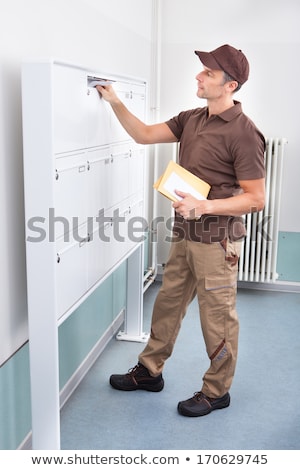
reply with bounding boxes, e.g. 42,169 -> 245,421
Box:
96,44 -> 265,417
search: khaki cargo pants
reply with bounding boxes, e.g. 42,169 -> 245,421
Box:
139,237 -> 242,398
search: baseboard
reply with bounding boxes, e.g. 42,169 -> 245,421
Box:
18,309 -> 125,450
238,280 -> 300,293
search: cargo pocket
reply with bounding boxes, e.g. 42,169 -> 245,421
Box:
205,275 -> 236,291
203,274 -> 237,321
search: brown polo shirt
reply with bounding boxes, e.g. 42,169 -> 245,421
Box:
165,101 -> 266,243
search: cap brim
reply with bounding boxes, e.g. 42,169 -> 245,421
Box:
195,50 -> 221,71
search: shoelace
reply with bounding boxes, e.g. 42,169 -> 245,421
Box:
127,364 -> 143,377
194,391 -> 210,402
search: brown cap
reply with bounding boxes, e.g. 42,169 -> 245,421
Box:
195,44 -> 249,84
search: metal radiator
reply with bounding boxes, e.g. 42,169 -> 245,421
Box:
238,138 -> 288,283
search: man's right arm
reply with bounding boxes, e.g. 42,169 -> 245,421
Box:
96,85 -> 177,145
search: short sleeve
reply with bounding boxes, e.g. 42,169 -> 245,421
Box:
165,109 -> 199,141
232,126 -> 266,181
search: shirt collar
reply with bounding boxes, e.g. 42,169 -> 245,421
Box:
218,100 -> 242,122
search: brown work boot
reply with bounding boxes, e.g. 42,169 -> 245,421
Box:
109,362 -> 164,392
178,391 -> 230,417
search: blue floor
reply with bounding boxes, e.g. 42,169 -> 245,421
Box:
60,282 -> 300,450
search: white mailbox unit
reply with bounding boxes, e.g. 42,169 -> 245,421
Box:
22,59 -> 148,449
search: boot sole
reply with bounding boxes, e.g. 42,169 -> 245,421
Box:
110,378 -> 164,392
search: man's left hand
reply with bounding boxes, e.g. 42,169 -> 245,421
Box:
172,190 -> 204,219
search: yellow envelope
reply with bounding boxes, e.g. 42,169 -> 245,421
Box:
153,160 -> 211,202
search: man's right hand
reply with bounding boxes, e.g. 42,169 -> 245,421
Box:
96,85 -> 119,105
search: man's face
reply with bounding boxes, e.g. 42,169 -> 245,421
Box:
195,67 -> 227,100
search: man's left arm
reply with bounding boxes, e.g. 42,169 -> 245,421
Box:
173,178 -> 265,219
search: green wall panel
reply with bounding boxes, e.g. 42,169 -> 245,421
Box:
277,232 -> 300,282
0,344 -> 31,450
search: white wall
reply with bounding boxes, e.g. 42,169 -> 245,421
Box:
0,0 -> 154,364
159,0 -> 300,234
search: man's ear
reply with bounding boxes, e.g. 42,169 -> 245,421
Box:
228,80 -> 239,92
